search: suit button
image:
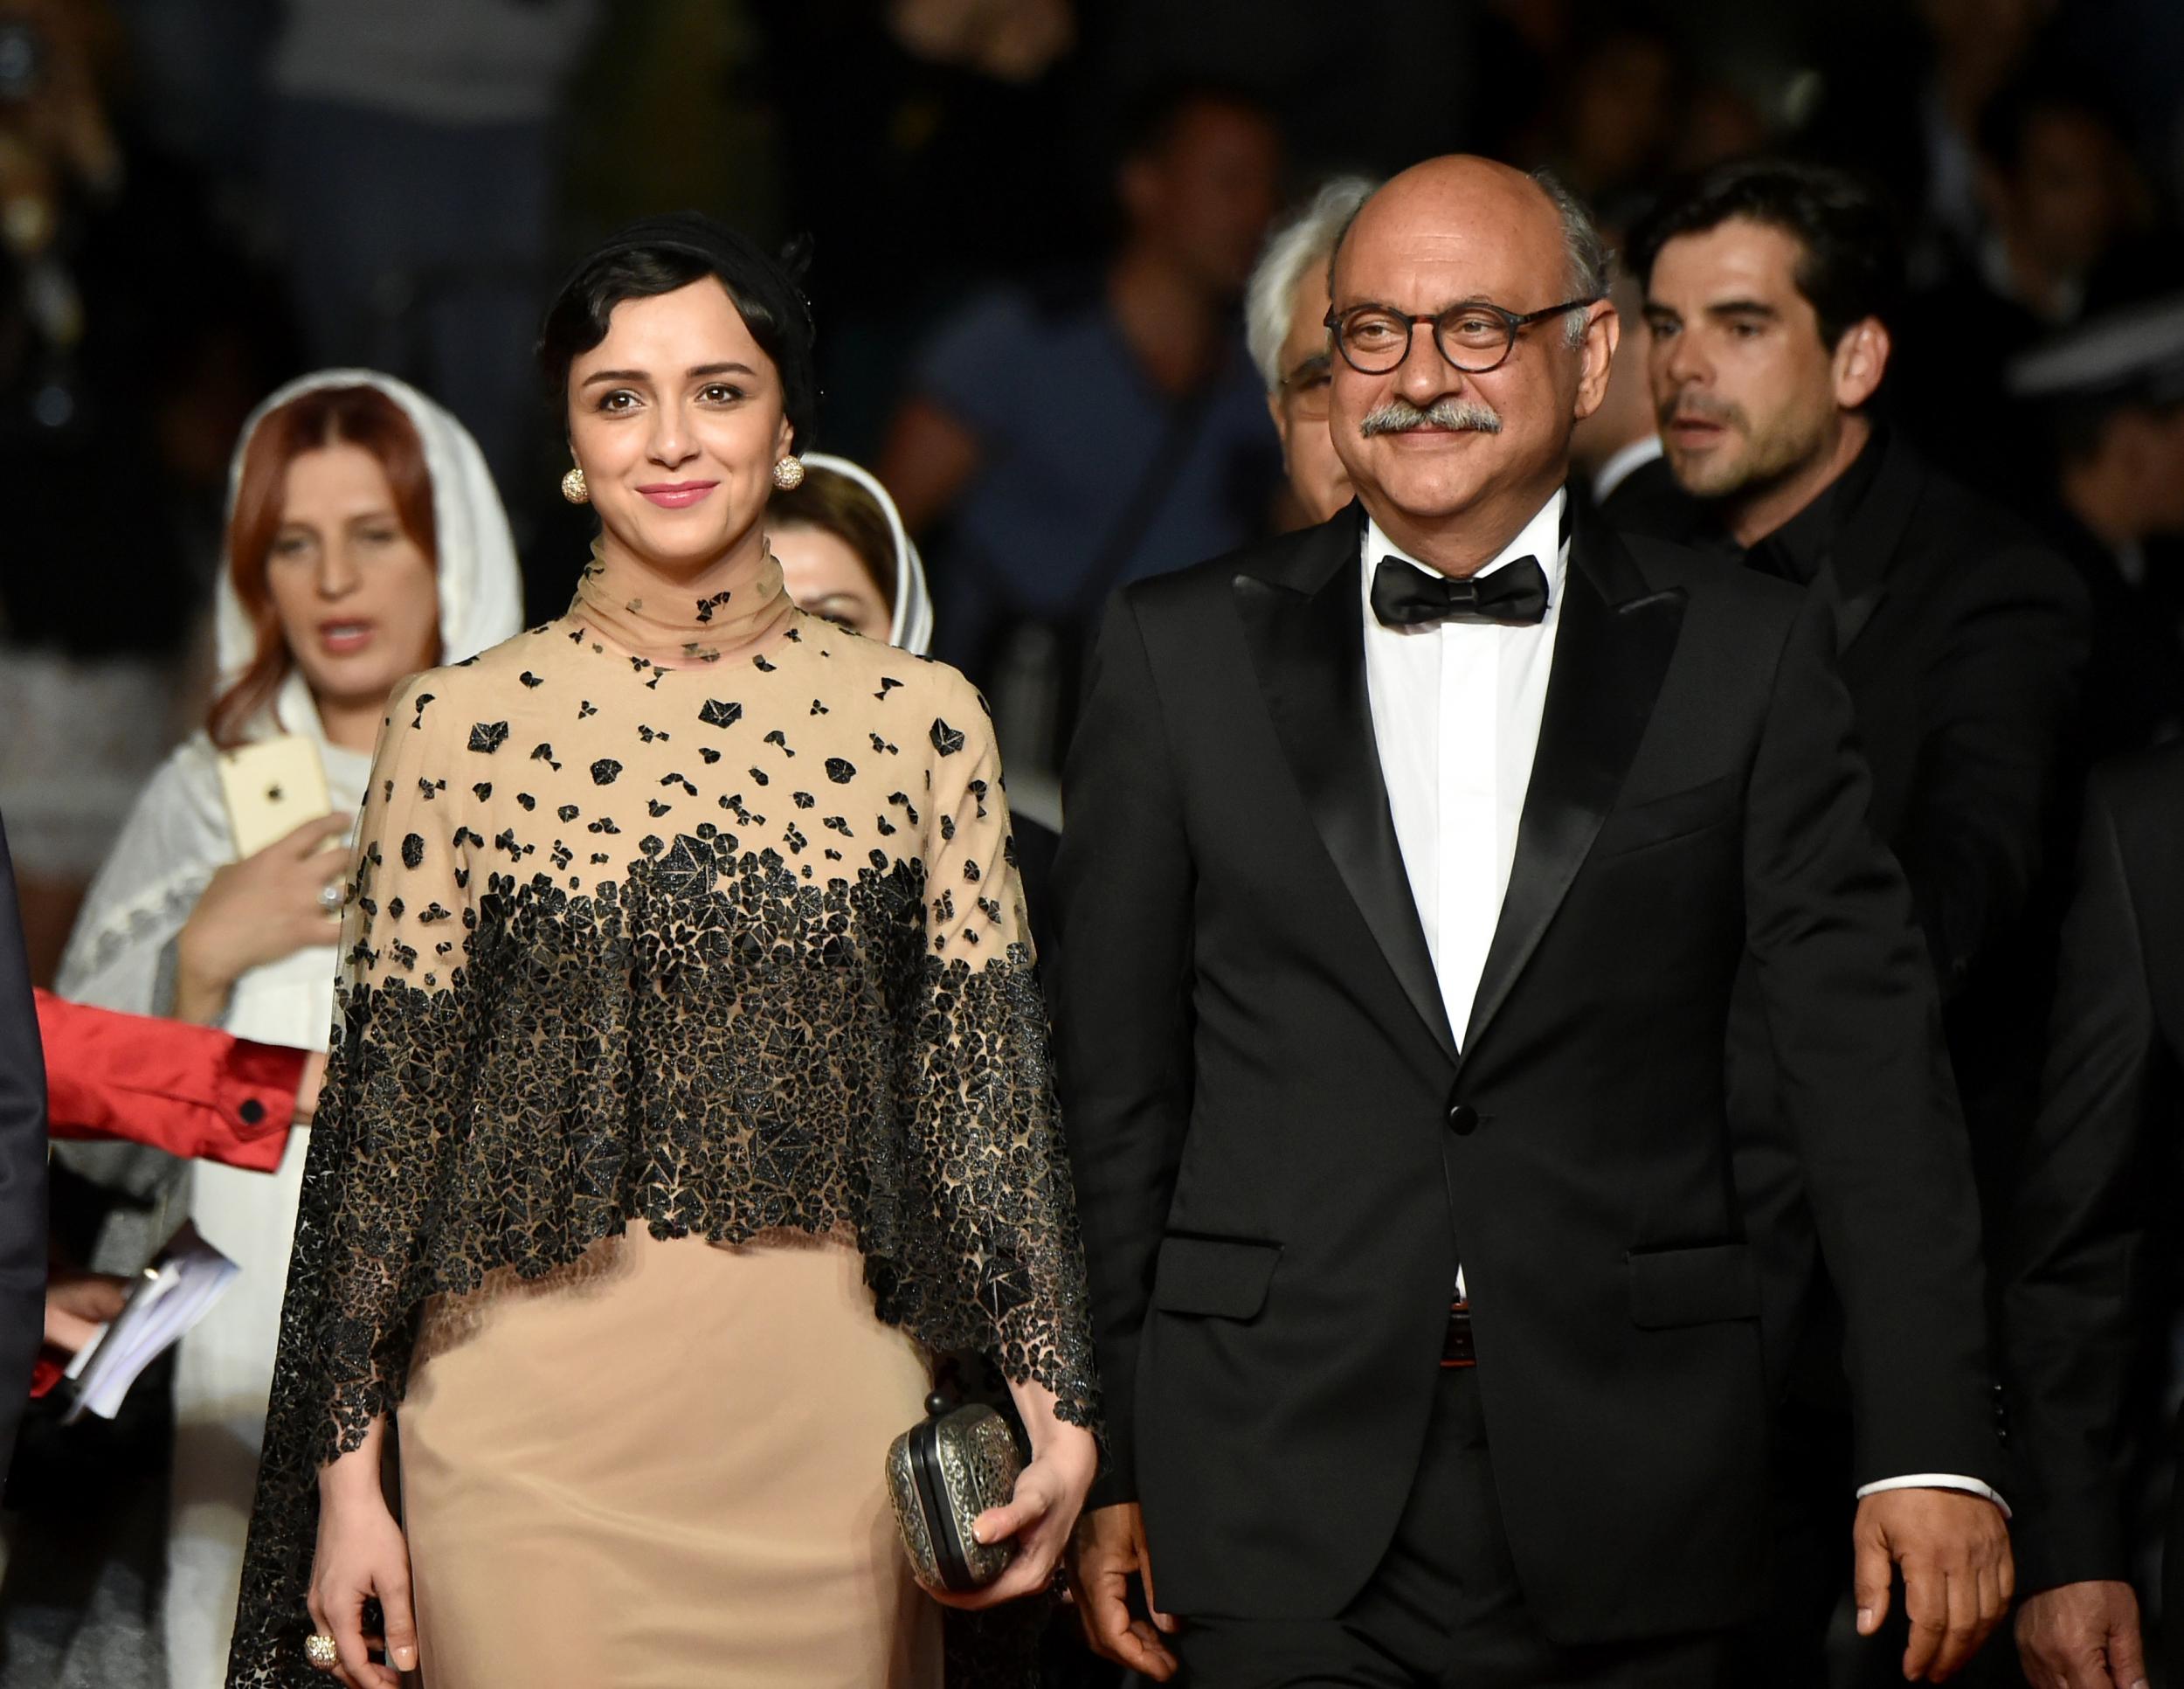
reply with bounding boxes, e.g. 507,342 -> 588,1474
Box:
1446,1103 -> 1479,1135
239,1098 -> 266,1125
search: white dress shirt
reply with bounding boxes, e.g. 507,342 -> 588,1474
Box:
1356,488 -> 2003,1513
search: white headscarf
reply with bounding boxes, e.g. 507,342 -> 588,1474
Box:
58,370 -> 525,1042
798,451 -> 934,656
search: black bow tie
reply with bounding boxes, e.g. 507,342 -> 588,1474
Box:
1371,554 -> 1550,629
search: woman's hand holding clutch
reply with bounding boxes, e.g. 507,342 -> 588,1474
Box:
925,1381 -> 1099,1611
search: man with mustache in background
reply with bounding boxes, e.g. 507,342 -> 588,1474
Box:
1628,158 -> 2089,1684
1061,154 -> 2013,1688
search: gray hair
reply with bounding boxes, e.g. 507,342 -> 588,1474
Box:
1530,168 -> 1613,346
1245,174 -> 1380,392
1320,164 -> 1612,353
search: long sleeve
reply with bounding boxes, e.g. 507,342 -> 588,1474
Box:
231,674 -> 481,1689
888,687 -> 1097,1422
1055,592 -> 1199,1506
38,990 -> 305,1169
1890,543 -> 2088,1000
2001,771 -> 2166,1593
1742,595 -> 1999,1489
0,816 -> 49,1472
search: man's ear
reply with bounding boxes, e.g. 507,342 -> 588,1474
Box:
1833,317 -> 1890,412
1572,301 -> 1621,421
1266,391 -> 1293,467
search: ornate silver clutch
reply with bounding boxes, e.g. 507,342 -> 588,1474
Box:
886,1394 -> 1022,1592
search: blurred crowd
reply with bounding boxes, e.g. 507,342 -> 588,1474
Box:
6,0 -> 2184,962
5,0 -> 2184,1685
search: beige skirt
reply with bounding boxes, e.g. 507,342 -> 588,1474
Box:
397,1228 -> 941,1688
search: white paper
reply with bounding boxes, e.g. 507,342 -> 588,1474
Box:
63,1223 -> 241,1424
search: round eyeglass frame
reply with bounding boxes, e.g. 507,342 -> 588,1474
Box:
1324,296 -> 1602,376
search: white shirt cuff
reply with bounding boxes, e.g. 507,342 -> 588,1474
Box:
1856,1474 -> 2009,1519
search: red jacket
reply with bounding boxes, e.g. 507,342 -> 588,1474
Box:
36,990 -> 305,1172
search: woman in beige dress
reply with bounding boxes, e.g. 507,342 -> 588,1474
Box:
227,215 -> 1101,1689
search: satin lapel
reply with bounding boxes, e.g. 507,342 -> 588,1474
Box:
1235,544 -> 1459,1064
1460,524 -> 1686,1062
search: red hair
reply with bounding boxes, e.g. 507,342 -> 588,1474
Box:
208,385 -> 439,749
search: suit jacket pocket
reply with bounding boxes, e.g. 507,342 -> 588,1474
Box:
1627,1243 -> 1761,1329
1151,1234 -> 1282,1319
1592,774 -> 1738,859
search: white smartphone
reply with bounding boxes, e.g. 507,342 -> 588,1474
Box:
215,736 -> 334,859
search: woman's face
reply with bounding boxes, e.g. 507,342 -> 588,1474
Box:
265,441 -> 439,717
566,278 -> 794,574
771,521 -> 891,640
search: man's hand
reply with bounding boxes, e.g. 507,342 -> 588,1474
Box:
2015,1581 -> 2147,1689
1068,1501 -> 1179,1680
1853,1488 -> 2013,1681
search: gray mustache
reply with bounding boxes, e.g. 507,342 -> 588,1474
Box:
1358,398 -> 1504,437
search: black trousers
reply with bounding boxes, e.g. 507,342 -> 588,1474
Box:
1172,1367 -> 1735,1688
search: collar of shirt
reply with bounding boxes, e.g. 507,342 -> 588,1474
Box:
1742,426 -> 1885,585
1359,487 -> 1572,622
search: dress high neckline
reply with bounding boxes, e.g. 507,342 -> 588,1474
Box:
569,536 -> 795,669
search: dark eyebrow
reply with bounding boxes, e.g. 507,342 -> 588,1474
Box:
1704,299 -> 1779,322
580,361 -> 757,389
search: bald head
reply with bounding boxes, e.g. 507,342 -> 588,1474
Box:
1322,154 -> 1619,573
1332,157 -> 1606,327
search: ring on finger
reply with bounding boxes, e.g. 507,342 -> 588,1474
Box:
304,1632 -> 340,1669
319,882 -> 344,913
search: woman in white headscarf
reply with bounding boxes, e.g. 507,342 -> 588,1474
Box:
53,370 -> 523,1689
765,450 -> 935,654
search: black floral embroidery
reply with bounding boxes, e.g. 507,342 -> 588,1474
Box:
468,722 -> 509,754
228,608 -> 1094,1689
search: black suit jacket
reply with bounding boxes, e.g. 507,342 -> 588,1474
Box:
2001,744 -> 2184,1606
1710,435 -> 2090,1393
0,816 -> 51,1475
1056,501 -> 2000,1644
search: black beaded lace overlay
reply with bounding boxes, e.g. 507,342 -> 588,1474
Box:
225,606 -> 1096,1688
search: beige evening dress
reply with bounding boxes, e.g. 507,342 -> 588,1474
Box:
226,546 -> 1097,1688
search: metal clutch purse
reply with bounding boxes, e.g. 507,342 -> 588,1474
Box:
886,1392 -> 1022,1592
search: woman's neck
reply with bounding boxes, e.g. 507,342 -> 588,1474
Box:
315,695 -> 386,755
572,527 -> 794,669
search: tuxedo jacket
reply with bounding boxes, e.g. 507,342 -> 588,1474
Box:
2001,744 -> 2184,1605
1055,501 -> 2001,1644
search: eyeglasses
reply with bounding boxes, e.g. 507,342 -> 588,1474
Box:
1279,354 -> 1333,420
1324,296 -> 1601,376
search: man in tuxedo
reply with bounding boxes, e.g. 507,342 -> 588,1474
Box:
1059,155 -> 2011,1688
0,816 -> 52,1472
2003,744 -> 2184,1689
1627,159 -> 2089,1679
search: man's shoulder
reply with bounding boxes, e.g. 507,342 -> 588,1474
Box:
1888,451 -> 2085,604
1121,518 -> 1353,621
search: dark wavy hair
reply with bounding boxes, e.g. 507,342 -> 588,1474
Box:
1626,158 -> 1904,350
536,212 -> 820,450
